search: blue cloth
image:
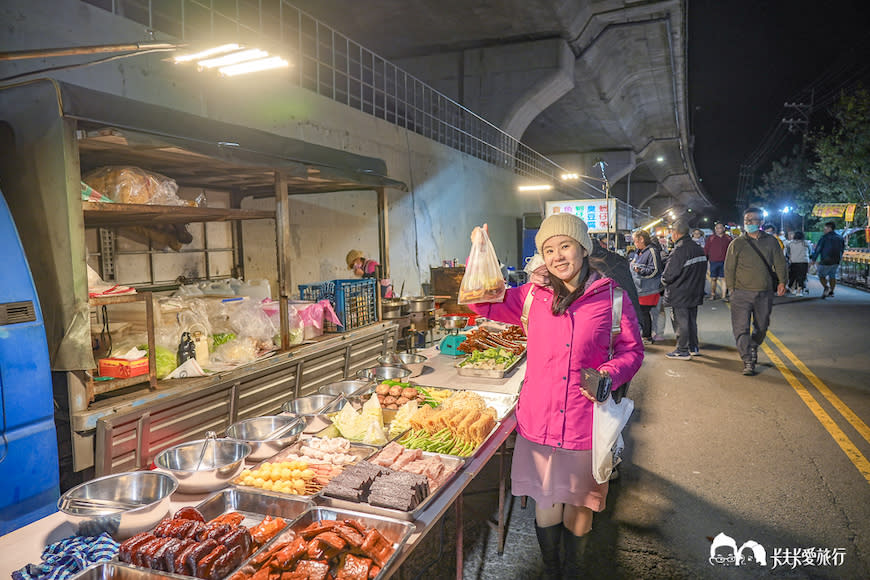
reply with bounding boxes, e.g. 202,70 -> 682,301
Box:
816,264 -> 840,280
12,534 -> 119,580
708,261 -> 725,278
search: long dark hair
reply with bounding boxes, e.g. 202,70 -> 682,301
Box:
548,256 -> 591,315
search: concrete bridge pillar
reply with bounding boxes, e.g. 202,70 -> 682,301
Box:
396,38 -> 575,140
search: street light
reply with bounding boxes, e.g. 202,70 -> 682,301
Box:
779,205 -> 791,234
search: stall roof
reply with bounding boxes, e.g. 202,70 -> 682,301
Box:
57,81 -> 407,195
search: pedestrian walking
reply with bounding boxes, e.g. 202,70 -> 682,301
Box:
724,207 -> 787,376
785,231 -> 811,295
704,223 -> 733,300
811,222 -> 846,298
691,228 -> 706,249
462,214 -> 644,579
661,220 -> 707,359
630,229 -> 663,345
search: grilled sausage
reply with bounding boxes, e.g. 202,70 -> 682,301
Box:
195,544 -> 227,579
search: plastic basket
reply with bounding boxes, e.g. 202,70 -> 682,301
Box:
298,278 -> 378,332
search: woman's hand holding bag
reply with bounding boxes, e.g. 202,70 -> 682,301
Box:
459,224 -> 506,304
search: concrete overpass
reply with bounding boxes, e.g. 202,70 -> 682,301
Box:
289,0 -> 712,217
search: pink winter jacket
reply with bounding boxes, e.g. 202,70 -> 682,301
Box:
468,276 -> 643,450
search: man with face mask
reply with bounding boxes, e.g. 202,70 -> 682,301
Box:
724,207 -> 787,375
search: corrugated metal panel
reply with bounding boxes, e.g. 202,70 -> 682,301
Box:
95,326 -> 396,475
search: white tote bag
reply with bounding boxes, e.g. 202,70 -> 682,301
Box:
592,395 -> 634,484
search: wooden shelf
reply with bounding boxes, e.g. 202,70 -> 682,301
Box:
83,201 -> 274,227
88,291 -> 157,401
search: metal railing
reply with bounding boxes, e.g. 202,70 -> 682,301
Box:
83,0 -> 603,195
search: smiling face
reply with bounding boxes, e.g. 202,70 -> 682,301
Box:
542,235 -> 587,288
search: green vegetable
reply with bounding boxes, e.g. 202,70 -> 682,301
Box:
211,332 -> 236,351
458,347 -> 517,368
137,344 -> 176,379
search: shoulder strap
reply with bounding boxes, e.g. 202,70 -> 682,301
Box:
520,287 -> 535,334
609,286 -> 623,360
745,236 -> 778,282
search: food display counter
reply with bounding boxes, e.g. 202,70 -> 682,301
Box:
0,346 -> 524,580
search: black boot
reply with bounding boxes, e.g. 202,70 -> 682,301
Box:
534,523 -> 563,580
562,527 -> 589,578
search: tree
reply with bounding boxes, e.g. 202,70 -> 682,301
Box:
750,146 -> 816,230
809,86 -> 870,226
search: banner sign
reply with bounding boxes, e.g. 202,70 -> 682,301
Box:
812,203 -> 858,220
544,199 -> 615,234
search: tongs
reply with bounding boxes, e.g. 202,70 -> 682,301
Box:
259,418 -> 302,441
60,496 -> 142,513
194,431 -> 218,471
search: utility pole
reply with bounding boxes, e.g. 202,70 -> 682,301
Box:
596,161 -> 611,248
782,88 -> 814,155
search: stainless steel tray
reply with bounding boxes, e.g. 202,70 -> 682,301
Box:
233,437 -> 377,499
70,562 -> 177,580
243,506 -> 414,579
318,451 -> 464,521
194,488 -> 312,529
455,350 -> 525,379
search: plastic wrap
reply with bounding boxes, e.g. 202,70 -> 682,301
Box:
82,166 -> 187,205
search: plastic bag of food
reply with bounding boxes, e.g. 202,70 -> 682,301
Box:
228,300 -> 276,344
458,226 -> 506,303
82,166 -> 186,206
210,336 -> 259,365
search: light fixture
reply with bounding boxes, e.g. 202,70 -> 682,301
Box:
762,210 -> 769,217
518,184 -> 553,192
782,206 -> 791,213
220,56 -> 289,76
173,44 -> 240,63
560,173 -> 579,181
198,49 -> 269,69
171,44 -> 292,77
656,156 -> 665,163
641,218 -> 663,230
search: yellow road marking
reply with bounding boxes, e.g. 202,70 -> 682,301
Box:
767,331 -> 870,445
761,343 -> 870,485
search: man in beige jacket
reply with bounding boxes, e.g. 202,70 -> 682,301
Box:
725,207 -> 787,376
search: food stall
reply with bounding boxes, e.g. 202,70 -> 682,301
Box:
0,79 -> 409,486
0,322 -> 527,580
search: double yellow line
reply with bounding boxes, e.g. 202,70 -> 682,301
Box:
761,332 -> 870,485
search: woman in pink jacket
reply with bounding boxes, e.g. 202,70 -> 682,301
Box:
466,214 -> 643,578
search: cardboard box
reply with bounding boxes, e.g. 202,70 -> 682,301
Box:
98,357 -> 149,378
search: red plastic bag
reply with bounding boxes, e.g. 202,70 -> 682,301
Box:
458,227 -> 506,304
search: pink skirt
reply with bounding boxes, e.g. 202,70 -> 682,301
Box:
511,434 -> 608,512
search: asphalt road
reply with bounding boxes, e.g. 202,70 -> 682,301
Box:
395,276 -> 870,579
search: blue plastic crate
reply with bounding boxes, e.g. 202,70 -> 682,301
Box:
298,278 -> 378,332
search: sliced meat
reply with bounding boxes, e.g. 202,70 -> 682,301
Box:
300,520 -> 340,540
208,545 -> 243,580
294,560 -> 330,580
306,531 -> 346,560
208,511 -> 244,527
197,522 -> 232,542
274,536 -> 308,568
332,524 -> 364,548
195,544 -> 227,579
118,532 -> 155,563
336,554 -> 372,580
185,538 -> 219,576
219,526 -> 253,558
174,507 -> 206,522
359,529 -> 394,568
373,442 -> 404,467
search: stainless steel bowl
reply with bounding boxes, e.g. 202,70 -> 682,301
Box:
440,315 -> 469,330
154,438 -> 251,494
377,352 -> 428,378
318,380 -> 372,397
225,416 -> 305,462
355,365 -> 412,382
57,471 -> 178,539
281,394 -> 339,416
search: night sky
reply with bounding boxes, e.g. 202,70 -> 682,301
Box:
688,0 -> 869,222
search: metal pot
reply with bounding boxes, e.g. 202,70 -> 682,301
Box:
382,298 -> 409,319
406,295 -> 435,312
